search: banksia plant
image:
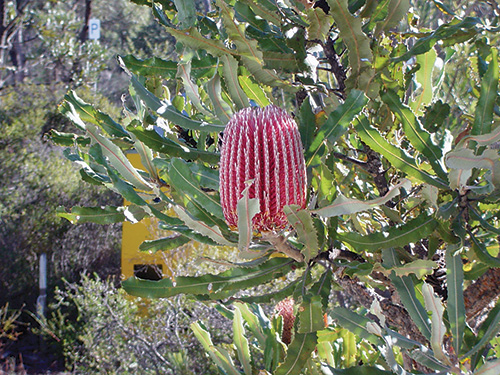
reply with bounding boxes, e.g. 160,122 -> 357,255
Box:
219,105 -> 307,233
275,297 -> 296,345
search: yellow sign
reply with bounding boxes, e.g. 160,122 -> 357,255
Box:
121,153 -> 168,280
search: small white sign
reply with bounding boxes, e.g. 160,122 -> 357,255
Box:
88,18 -> 101,40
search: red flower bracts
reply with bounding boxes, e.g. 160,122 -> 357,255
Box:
275,297 -> 296,345
220,105 -> 307,232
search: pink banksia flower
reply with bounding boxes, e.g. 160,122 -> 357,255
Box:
219,105 -> 307,232
275,297 -> 296,345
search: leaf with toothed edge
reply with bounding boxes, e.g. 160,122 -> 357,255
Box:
284,205 -> 318,262
355,116 -> 449,189
122,257 -> 296,299
206,73 -> 233,124
314,179 -> 411,218
275,332 -> 317,375
237,181 -> 261,252
86,124 -> 153,191
173,205 -> 233,246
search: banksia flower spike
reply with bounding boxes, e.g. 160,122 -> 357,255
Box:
275,297 -> 296,345
219,105 -> 307,233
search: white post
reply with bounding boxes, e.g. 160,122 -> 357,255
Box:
36,253 -> 47,317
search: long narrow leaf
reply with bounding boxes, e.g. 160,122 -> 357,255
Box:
390,274 -> 432,340
355,116 -> 448,189
169,158 -> 225,220
233,308 -> 253,375
382,90 -> 447,181
130,75 -> 225,133
139,235 -> 191,253
127,124 -> 220,164
123,257 -> 296,299
87,124 -> 153,191
329,308 -> 383,346
472,48 -> 498,136
338,213 -> 437,252
446,244 -> 465,355
275,332 -> 317,375
237,183 -> 260,251
284,205 -> 319,262
307,90 -> 368,167
56,206 -> 125,224
314,179 -> 411,218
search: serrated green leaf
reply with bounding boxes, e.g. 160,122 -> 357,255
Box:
169,158 -> 224,219
393,17 -> 480,63
411,48 -> 437,115
48,130 -> 91,147
139,235 -> 191,253
119,55 -> 178,78
390,274 -> 432,340
189,163 -> 220,190
238,72 -> 271,107
275,332 -> 317,375
445,148 -> 500,190
382,90 -> 446,181
220,55 -> 250,110
456,123 -> 500,150
307,90 -> 368,166
206,73 -> 233,124
130,75 -> 225,133
284,205 -> 319,262
217,0 -> 282,86
86,124 -> 153,191
314,179 -> 411,218
237,182 -> 261,251
329,308 -> 383,345
374,0 -> 410,34
445,244 -> 465,356
166,26 -> 235,57
173,205 -> 233,246
234,302 -> 269,348
474,359 -> 500,375
238,0 -> 281,26
177,61 -> 213,118
60,91 -> 128,137
172,0 -> 196,28
355,116 -> 448,189
461,300 -> 500,360
306,7 -> 332,41
130,132 -> 158,181
298,96 -> 316,156
472,48 -> 498,136
327,0 -> 373,93
191,322 -> 241,375
127,124 -> 220,164
298,295 -> 324,333
56,206 -> 125,224
123,257 -> 295,298
338,213 -> 437,252
469,231 -> 500,268
422,283 -> 447,362
233,308 -> 252,375
408,348 -> 451,372
236,278 -> 301,304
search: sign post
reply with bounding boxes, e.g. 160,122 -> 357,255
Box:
88,18 -> 101,40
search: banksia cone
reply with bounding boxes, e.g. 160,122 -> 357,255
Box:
220,105 -> 307,232
275,297 -> 296,345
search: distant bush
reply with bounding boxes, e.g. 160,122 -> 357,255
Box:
43,275 -> 230,375
0,83 -> 122,308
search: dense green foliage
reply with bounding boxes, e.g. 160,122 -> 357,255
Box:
47,0 -> 500,373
